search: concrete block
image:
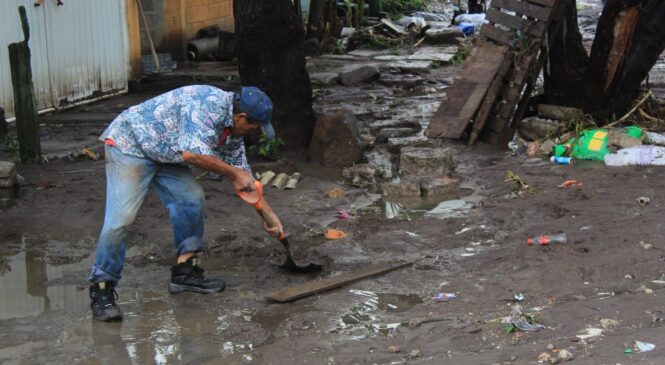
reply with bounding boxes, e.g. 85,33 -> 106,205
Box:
388,135 -> 428,152
399,147 -> 454,176
342,164 -> 377,188
369,119 -> 421,134
518,117 -> 561,141
420,176 -> 460,197
0,161 -> 16,179
425,27 -> 465,45
374,128 -> 418,144
382,180 -> 421,198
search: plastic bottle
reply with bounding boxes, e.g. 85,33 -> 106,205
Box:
527,233 -> 567,246
550,156 -> 574,165
604,146 -> 665,166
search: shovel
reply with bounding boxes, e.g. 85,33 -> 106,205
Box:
237,180 -> 322,273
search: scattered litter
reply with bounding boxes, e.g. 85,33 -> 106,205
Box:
505,170 -> 532,195
502,305 -> 544,332
551,156 -> 575,165
388,345 -> 401,353
258,170 -> 276,185
576,327 -> 603,340
635,341 -> 656,352
271,173 -> 289,189
639,241 -> 654,250
326,187 -> 346,199
432,292 -> 457,302
334,210 -> 355,220
558,180 -> 582,189
454,13 -> 487,29
284,172 -> 301,189
624,348 -> 634,354
514,293 -> 525,302
455,227 -> 473,235
637,196 -> 650,205
325,229 -> 348,240
604,145 -> 665,166
460,253 -> 476,257
81,147 -> 99,160
652,280 -> 665,285
527,233 -> 567,246
405,231 -> 419,237
580,226 -> 591,230
600,318 -> 619,329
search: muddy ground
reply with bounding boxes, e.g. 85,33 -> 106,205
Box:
2,1 -> 665,364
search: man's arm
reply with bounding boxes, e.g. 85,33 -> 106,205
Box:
182,151 -> 254,193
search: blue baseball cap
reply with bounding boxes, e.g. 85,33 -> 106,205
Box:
235,86 -> 275,139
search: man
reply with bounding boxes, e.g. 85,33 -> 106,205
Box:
88,85 -> 283,322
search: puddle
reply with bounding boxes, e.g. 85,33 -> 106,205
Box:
329,290 -> 422,339
0,240 -> 139,320
362,186 -> 479,220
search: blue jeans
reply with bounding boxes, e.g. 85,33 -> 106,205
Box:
88,146 -> 205,283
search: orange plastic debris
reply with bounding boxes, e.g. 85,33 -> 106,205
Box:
325,229 -> 347,240
558,180 -> 583,189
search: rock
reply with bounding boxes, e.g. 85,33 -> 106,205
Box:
540,139 -> 556,156
309,72 -> 339,86
343,164 -> 377,188
382,180 -> 421,198
388,135 -> 428,152
409,349 -> 421,358
425,27 -> 465,45
519,117 -> 562,141
407,47 -> 458,63
599,318 -> 619,329
399,147 -> 454,176
310,111 -> 363,168
407,85 -> 438,96
365,147 -> 393,178
546,344 -> 555,351
463,325 -> 482,334
388,345 -> 401,353
0,161 -> 16,179
557,349 -> 573,361
420,176 -> 460,197
386,61 -> 433,74
639,241 -> 654,250
538,352 -> 552,363
608,129 -> 642,149
337,65 -> 380,86
538,104 -> 585,121
380,74 -> 425,89
369,119 -> 421,134
375,128 -> 417,144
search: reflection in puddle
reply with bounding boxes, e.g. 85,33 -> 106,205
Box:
329,290 -> 422,339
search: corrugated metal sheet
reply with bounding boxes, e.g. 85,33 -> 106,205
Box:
0,0 -> 128,118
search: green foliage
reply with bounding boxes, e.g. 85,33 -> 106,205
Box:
451,46 -> 470,65
249,135 -> 286,160
383,0 -> 431,16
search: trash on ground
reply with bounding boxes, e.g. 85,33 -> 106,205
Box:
505,171 -> 532,194
635,341 -> 656,352
551,156 -> 574,165
637,196 -> 650,205
81,147 -> 99,160
325,228 -> 348,240
334,210 -> 355,220
576,327 -> 603,340
284,172 -> 301,189
604,145 -> 665,166
502,305 -> 544,332
326,187 -> 346,199
271,173 -> 289,189
527,233 -> 567,246
454,13 -> 487,29
558,180 -> 582,189
514,293 -> 525,302
645,131 -> 665,146
624,348 -> 634,354
555,126 -> 644,162
432,292 -> 457,302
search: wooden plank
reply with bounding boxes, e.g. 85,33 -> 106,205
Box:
490,0 -> 551,21
265,262 -> 411,303
486,9 -> 546,36
427,40 -> 508,139
480,24 -> 514,46
525,0 -> 556,7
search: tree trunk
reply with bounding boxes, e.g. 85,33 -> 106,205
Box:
306,0 -> 326,41
543,0 -> 588,108
234,0 -> 316,149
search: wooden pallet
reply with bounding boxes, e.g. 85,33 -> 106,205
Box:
426,0 -> 564,145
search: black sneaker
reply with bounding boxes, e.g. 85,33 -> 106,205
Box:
89,281 -> 122,322
169,256 -> 225,294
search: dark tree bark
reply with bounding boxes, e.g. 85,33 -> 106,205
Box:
306,0 -> 326,41
234,0 -> 316,149
543,0 -> 588,108
545,0 -> 665,123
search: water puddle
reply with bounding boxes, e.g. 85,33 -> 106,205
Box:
328,290 -> 422,339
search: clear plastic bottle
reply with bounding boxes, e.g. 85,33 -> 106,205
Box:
604,146 -> 665,166
527,233 -> 567,246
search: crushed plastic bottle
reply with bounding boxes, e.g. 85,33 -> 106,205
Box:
527,233 -> 567,246
604,146 -> 665,166
550,156 -> 574,165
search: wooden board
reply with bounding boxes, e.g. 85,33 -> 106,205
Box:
486,9 -> 546,36
264,262 -> 411,303
490,0 -> 551,21
480,24 -> 514,46
426,40 -> 509,139
525,0 -> 556,7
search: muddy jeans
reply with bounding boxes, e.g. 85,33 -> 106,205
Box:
88,145 -> 205,283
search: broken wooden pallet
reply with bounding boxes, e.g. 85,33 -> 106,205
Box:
427,0 -> 564,145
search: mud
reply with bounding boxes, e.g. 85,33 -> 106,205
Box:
2,1 -> 665,364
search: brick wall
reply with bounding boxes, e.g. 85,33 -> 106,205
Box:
184,0 -> 234,40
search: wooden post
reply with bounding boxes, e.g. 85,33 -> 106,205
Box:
8,6 -> 41,162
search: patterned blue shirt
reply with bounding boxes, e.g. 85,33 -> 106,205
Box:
100,85 -> 251,172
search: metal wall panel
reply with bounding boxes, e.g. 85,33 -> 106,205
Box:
43,0 -> 128,108
0,1 -> 52,117
0,0 -> 129,118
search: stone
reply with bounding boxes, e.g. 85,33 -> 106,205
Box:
379,74 -> 425,89
538,104 -> 585,121
407,85 -> 438,96
388,345 -> 401,353
388,135 -> 428,152
309,72 -> 339,86
425,27 -> 465,45
369,119 -> 421,134
343,164 -> 377,188
409,349 -> 421,358
407,47 -> 458,63
0,161 -> 16,179
537,353 -> 552,363
608,129 -> 642,149
374,128 -> 417,144
519,117 -> 562,141
310,111 -> 363,168
557,349 -> 573,361
385,61 -> 433,74
337,65 -> 380,86
546,344 -> 555,351
420,176 -> 460,197
382,180 -> 421,198
599,318 -> 619,329
399,147 -> 454,176
365,147 -> 393,178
